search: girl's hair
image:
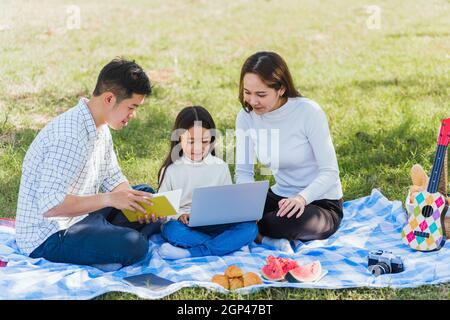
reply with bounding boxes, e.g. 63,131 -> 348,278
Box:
157,106 -> 216,189
238,51 -> 302,112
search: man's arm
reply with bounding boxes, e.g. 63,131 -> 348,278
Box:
43,188 -> 153,218
99,129 -> 129,193
43,193 -> 109,218
111,181 -> 131,192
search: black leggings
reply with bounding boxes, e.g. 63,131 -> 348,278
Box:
257,189 -> 343,241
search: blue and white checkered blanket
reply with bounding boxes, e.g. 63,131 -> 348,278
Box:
1,189 -> 449,300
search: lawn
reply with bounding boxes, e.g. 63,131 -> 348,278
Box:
0,0 -> 449,299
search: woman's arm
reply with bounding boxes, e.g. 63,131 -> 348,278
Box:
278,105 -> 340,218
298,106 -> 340,205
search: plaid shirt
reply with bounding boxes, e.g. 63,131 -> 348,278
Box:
15,98 -> 128,255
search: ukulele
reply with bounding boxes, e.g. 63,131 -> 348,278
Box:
401,118 -> 450,251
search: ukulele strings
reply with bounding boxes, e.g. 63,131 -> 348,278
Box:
429,144 -> 447,193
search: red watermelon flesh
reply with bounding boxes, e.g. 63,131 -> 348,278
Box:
285,261 -> 322,283
262,256 -> 300,281
261,258 -> 285,281
279,258 -> 300,274
266,255 -> 300,273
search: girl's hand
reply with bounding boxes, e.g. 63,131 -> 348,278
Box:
137,213 -> 158,224
276,195 -> 306,219
178,214 -> 190,225
137,214 -> 167,224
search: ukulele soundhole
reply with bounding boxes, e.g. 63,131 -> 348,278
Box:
421,205 -> 434,218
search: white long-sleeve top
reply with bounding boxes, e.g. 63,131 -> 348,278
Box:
235,97 -> 343,204
158,154 -> 232,219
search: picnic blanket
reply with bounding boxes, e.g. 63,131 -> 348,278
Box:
0,188 -> 449,300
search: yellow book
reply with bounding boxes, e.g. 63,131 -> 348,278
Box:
122,189 -> 182,222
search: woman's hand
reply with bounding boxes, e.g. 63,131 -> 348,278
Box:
276,195 -> 306,219
178,214 -> 190,225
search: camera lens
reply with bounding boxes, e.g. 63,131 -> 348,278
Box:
368,262 -> 391,276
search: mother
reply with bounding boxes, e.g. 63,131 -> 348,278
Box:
235,51 -> 343,253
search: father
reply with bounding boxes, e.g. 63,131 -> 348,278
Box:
16,58 -> 161,270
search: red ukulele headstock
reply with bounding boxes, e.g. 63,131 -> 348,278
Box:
438,118 -> 450,147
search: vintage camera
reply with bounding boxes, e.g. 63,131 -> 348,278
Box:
368,250 -> 404,276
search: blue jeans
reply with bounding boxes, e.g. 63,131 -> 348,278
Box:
30,184 -> 162,267
161,220 -> 258,257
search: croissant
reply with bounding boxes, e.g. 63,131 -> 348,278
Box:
409,164 -> 428,203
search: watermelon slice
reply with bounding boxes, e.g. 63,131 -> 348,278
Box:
261,255 -> 300,281
261,257 -> 285,281
285,261 -> 322,283
266,255 -> 300,274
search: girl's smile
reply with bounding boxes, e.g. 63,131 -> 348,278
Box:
181,126 -> 212,162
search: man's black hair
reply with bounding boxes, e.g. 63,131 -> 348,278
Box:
93,58 -> 151,102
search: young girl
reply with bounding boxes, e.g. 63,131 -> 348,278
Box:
157,106 -> 258,259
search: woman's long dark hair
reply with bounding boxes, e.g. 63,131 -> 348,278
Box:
239,51 -> 302,112
157,106 -> 216,190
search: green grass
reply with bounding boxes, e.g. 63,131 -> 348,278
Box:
1,0 -> 449,299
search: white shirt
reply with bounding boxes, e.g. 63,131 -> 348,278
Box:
15,98 -> 128,255
235,97 -> 343,204
158,154 -> 232,219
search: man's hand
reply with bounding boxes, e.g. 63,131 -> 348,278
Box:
276,195 -> 306,219
178,214 -> 190,225
105,189 -> 153,214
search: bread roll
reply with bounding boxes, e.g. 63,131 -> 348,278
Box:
243,272 -> 262,287
224,265 -> 243,278
229,277 -> 244,290
212,274 -> 229,290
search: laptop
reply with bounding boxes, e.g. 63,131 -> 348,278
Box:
188,181 -> 270,227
